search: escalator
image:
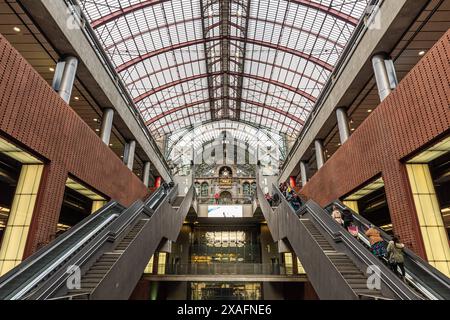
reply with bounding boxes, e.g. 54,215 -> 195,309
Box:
0,184 -> 195,300
256,184 -> 424,300
325,201 -> 450,300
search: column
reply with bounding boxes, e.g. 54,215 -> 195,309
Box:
143,161 -> 152,187
336,107 -> 351,144
300,161 -> 308,187
123,140 -> 136,171
52,56 -> 78,103
406,164 -> 450,276
0,164 -> 44,275
314,140 -> 325,170
372,53 -> 398,101
100,108 -> 114,145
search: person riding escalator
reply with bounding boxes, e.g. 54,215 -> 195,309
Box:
387,236 -> 406,280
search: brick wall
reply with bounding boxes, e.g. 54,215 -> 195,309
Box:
301,30 -> 450,258
0,34 -> 149,256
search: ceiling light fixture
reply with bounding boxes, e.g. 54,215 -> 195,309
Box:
13,27 -> 21,32
49,67 -> 55,72
418,50 -> 426,56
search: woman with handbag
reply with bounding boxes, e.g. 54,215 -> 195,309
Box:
387,236 -> 406,279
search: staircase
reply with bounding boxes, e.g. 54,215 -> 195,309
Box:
302,219 -> 384,299
67,220 -> 147,299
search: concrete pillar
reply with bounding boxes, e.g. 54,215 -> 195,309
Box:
336,107 -> 351,144
314,140 -> 325,170
143,161 -> 151,187
372,53 -> 398,101
123,140 -> 136,170
52,56 -> 78,103
100,108 -> 114,145
300,161 -> 308,187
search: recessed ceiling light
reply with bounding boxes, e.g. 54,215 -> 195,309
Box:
95,128 -> 100,132
337,143 -> 341,146
13,27 -> 21,32
109,144 -> 113,147
418,50 -> 426,56
74,96 -> 80,101
368,109 -> 372,113
93,118 -> 98,122
351,128 -> 355,131
49,67 -> 55,72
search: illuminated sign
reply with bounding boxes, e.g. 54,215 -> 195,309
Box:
207,205 -> 243,218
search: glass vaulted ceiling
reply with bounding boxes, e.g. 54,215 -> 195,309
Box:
79,0 -> 369,147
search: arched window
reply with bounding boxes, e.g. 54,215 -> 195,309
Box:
251,182 -> 257,195
243,182 -> 250,196
201,182 -> 209,197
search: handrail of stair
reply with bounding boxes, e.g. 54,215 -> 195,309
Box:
325,200 -> 450,300
9,213 -> 118,300
304,200 -> 421,300
24,188 -> 172,300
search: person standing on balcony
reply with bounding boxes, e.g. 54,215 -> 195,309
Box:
214,192 -> 219,204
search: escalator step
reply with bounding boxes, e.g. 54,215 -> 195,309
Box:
340,270 -> 364,275
355,290 -> 382,296
343,275 -> 367,280
346,279 -> 369,284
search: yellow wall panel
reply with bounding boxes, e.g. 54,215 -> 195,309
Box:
407,164 -> 450,277
0,164 -> 44,276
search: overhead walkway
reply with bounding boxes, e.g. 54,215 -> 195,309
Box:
256,184 -> 428,300
324,201 -> 450,300
0,185 -> 195,300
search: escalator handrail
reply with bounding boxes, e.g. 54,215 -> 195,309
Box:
327,200 -> 450,298
107,187 -> 169,240
0,200 -> 121,288
0,188 -> 167,299
272,185 -> 340,240
304,200 -> 421,300
272,185 -> 420,299
8,213 -> 118,300
22,187 -> 173,300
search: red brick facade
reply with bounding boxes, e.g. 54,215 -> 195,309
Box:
0,35 -> 149,257
301,30 -> 450,259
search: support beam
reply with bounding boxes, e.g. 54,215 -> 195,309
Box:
314,140 -> 325,170
100,108 -> 114,145
143,162 -> 152,187
372,53 -> 398,101
300,161 -> 308,187
336,107 -> 351,144
52,56 -> 78,103
123,140 -> 136,171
